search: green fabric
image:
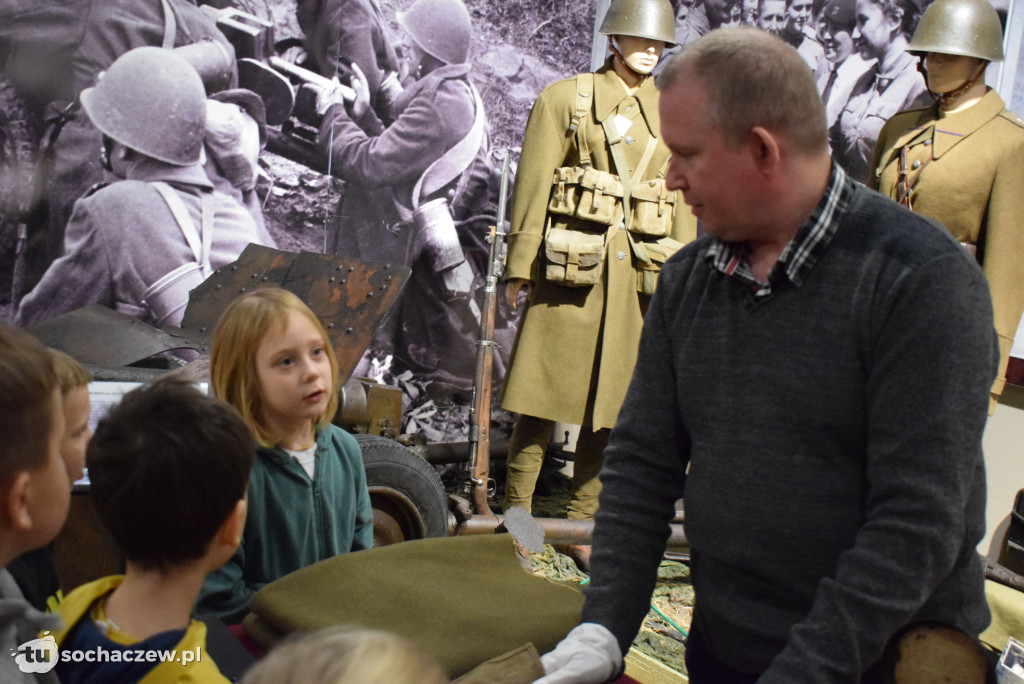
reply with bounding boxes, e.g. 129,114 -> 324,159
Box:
246,534 -> 584,677
980,579 -> 1024,653
198,424 -> 374,622
451,642 -> 545,684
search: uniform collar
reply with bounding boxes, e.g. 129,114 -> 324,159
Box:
593,59 -> 661,138
399,62 -> 471,108
872,88 -> 1004,176
125,157 -> 214,188
930,88 -> 1006,158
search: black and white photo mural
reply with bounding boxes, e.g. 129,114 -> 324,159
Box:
0,0 -> 1020,443
0,0 -> 596,443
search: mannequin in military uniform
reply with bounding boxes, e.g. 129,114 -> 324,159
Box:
870,0 -> 1024,406
501,0 -> 697,570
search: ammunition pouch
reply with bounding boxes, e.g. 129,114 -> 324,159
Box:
629,178 -> 676,237
544,226 -> 606,287
548,166 -> 624,227
635,235 -> 683,296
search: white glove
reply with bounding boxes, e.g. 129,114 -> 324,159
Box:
534,623 -> 622,684
315,77 -> 348,116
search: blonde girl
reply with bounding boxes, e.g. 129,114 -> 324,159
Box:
197,289 -> 373,623
242,627 -> 448,684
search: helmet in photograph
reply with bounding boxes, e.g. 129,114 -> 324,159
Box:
397,0 -> 473,65
599,0 -> 677,46
907,0 -> 1005,62
80,46 -> 207,165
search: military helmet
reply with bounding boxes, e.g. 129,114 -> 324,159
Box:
907,0 -> 1005,62
397,0 -> 473,65
80,46 -> 207,166
598,0 -> 677,46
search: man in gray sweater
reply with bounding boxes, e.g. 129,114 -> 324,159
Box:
537,27 -> 997,684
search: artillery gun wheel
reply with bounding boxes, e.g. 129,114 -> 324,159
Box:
356,434 -> 448,546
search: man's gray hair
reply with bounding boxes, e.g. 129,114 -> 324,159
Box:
657,27 -> 828,153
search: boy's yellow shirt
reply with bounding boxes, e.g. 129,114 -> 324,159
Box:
53,575 -> 229,683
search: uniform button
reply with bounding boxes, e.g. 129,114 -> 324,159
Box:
625,135 -> 635,144
911,160 -> 921,170
619,221 -> 626,230
617,251 -> 626,260
923,139 -> 932,146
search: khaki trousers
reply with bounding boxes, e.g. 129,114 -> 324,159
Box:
502,414 -> 609,520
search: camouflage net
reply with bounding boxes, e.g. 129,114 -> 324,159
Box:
524,472 -> 693,678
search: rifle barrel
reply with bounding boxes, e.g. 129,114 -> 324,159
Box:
468,153 -> 511,514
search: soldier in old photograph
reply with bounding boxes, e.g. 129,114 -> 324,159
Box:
6,0 -> 238,305
16,47 -> 269,329
296,0 -> 402,124
315,0 -> 488,394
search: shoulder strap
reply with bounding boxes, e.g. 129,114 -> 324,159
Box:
159,0 -> 177,49
402,80 -> 486,215
573,73 -> 595,167
998,108 -> 1024,129
600,115 -> 656,267
151,182 -> 213,277
570,72 -> 594,133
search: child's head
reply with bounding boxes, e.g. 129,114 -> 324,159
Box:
50,349 -> 93,483
241,627 -> 448,684
87,379 -> 254,572
210,288 -> 340,447
0,324 -> 69,563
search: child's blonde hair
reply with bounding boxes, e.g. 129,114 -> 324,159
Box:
50,349 -> 92,394
210,289 -> 339,447
241,627 -> 448,684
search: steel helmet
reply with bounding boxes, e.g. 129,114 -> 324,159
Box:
397,0 -> 473,65
907,0 -> 1005,62
598,0 -> 677,46
80,46 -> 207,166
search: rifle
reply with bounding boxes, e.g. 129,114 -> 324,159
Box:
467,152 -> 511,515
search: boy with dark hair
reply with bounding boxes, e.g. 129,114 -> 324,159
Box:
0,323 -> 68,684
53,379 -> 254,684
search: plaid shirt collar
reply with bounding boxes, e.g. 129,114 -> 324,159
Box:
705,162 -> 852,297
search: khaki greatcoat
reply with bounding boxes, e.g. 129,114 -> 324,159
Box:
870,89 -> 1024,399
502,61 -> 697,431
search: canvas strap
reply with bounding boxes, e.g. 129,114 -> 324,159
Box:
395,80 -> 486,221
142,183 -> 215,325
600,115 -> 657,268
160,0 -> 177,49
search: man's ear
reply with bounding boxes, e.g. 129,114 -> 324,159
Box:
2,472 -> 34,532
748,126 -> 782,174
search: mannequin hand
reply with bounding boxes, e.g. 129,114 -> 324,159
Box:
533,623 -> 622,684
505,278 -> 532,310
